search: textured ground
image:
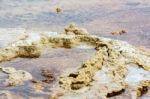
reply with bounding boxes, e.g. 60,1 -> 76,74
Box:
0,0 -> 149,48
0,0 -> 150,99
0,31 -> 149,99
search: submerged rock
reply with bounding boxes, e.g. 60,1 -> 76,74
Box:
0,91 -> 23,99
0,66 -> 32,86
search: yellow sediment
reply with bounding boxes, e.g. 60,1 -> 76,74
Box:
0,26 -> 149,98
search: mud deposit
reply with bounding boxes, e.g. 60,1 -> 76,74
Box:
0,28 -> 149,99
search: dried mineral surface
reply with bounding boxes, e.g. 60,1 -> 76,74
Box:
0,30 -> 149,99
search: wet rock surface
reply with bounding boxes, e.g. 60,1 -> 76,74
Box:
0,30 -> 149,98
0,41 -> 95,98
0,0 -> 150,98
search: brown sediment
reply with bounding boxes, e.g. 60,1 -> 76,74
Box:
136,80 -> 150,96
41,69 -> 55,83
32,69 -> 55,83
111,31 -> 118,35
31,69 -> 55,92
31,79 -> 44,92
56,7 -> 62,13
0,27 -> 149,98
106,89 -> 125,97
111,29 -> 127,35
119,29 -> 127,35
